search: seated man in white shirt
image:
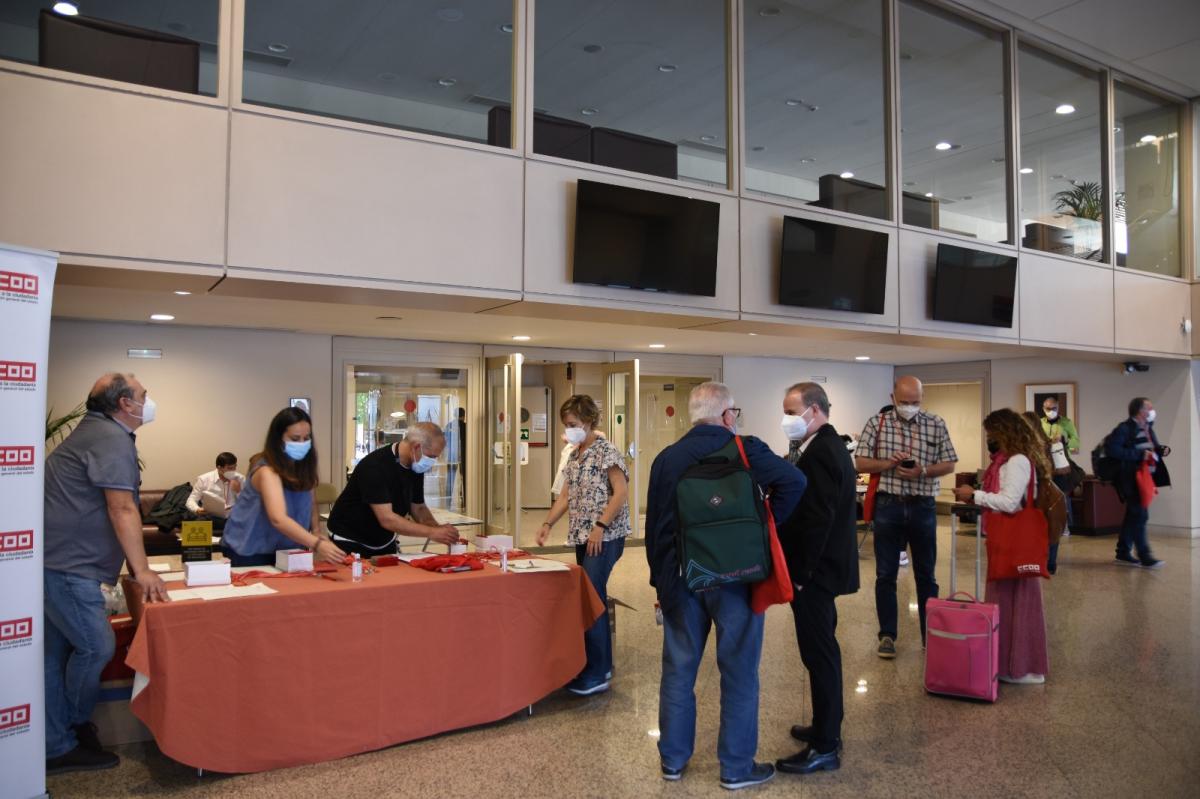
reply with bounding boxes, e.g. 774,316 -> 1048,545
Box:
186,452 -> 243,531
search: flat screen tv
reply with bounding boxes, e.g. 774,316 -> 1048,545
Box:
572,180 -> 720,296
932,243 -> 1017,327
778,216 -> 889,314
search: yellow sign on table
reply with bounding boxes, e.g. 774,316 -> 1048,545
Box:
181,520 -> 213,547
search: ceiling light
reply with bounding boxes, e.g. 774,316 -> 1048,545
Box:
658,64 -> 677,73
759,6 -> 782,16
855,356 -> 871,361
903,181 -> 916,187
436,77 -> 457,87
839,171 -> 854,179
511,335 -> 531,341
1055,103 -> 1075,115
991,157 -> 1005,164
173,290 -> 192,296
583,44 -> 604,53
935,141 -> 953,151
699,135 -> 717,143
1139,134 -> 1157,143
436,8 -> 464,22
748,332 -> 758,336
580,107 -> 598,116
648,343 -> 667,349
149,313 -> 174,321
499,23 -> 513,33
924,192 -> 934,198
751,145 -> 765,152
377,72 -> 398,82
1050,174 -> 1065,180
390,411 -> 405,418
267,42 -> 289,53
899,52 -> 913,61
52,2 -> 78,15
799,157 -> 814,164
785,98 -> 803,107
1113,126 -> 1122,133
960,195 -> 973,201
1019,167 -> 1034,174
375,315 -> 403,321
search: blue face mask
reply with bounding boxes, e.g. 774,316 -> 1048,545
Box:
283,440 -> 312,461
412,454 -> 437,474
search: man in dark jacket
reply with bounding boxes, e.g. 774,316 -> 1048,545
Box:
1105,396 -> 1170,568
645,382 -> 805,791
774,382 -> 859,776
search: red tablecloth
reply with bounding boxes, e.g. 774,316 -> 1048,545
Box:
126,562 -> 603,773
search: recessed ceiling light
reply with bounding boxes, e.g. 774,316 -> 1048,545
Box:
375,315 -> 403,321
903,181 -> 916,187
855,356 -> 871,361
52,2 -> 78,15
751,146 -> 766,152
785,98 -> 803,107
1139,134 -> 1157,143
799,157 -> 814,164
173,290 -> 192,296
149,313 -> 174,321
1050,174 -> 1066,180
960,195 -> 973,200
377,72 -> 397,82
748,332 -> 758,336
267,42 -> 289,53
390,411 -> 405,418
580,107 -> 598,116
700,135 -> 716,142
436,8 -> 464,22
991,157 -> 1005,164
658,64 -> 677,73
511,335 -> 531,341
1113,126 -> 1122,133
935,141 -> 953,151
1055,103 -> 1075,115
1019,167 -> 1034,174
499,23 -> 513,33
648,343 -> 667,349
436,77 -> 457,87
899,52 -> 913,61
840,171 -> 855,179
924,192 -> 934,198
759,7 -> 782,16
583,43 -> 604,54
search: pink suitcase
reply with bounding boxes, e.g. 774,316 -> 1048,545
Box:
924,506 -> 999,702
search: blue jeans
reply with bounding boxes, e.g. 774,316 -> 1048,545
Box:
1117,498 -> 1152,562
1049,474 -> 1074,573
873,495 -> 939,641
658,582 -> 764,780
574,537 -> 625,683
44,569 -> 115,759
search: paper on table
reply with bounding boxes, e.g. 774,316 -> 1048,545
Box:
190,583 -> 278,600
231,565 -> 280,574
493,558 -> 571,573
167,589 -> 200,601
148,563 -> 171,573
159,572 -> 185,582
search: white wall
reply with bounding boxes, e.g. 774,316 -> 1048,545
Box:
723,356 -> 895,455
46,320 -> 334,490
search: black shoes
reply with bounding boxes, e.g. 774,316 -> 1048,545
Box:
720,762 -> 776,790
73,721 -> 104,752
46,745 -> 119,775
789,725 -> 843,752
776,745 -> 841,775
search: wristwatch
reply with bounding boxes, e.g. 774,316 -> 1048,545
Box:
595,521 -> 610,531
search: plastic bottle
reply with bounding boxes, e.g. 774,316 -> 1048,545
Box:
351,552 -> 363,582
500,547 -> 508,573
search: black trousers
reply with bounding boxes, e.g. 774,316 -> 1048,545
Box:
791,584 -> 843,751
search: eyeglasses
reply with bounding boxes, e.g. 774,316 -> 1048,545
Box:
725,407 -> 742,421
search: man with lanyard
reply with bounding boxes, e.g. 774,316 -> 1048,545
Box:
326,422 -> 460,555
1041,395 -> 1081,569
855,376 -> 958,659
1105,397 -> 1167,569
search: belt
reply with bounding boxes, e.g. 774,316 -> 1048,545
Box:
876,492 -> 936,502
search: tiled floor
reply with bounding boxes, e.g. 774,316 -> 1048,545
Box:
51,525 -> 1198,798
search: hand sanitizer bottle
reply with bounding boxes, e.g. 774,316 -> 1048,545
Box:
500,547 -> 508,573
351,553 -> 363,582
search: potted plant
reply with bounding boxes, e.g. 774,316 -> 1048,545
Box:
46,402 -> 86,446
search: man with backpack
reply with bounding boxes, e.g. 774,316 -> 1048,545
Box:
1104,397 -> 1170,569
645,382 -> 805,790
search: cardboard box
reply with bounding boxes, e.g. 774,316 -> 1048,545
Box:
275,548 -> 314,573
474,535 -> 513,553
184,559 -> 231,587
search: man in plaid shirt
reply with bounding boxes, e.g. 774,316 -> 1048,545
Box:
855,376 -> 958,659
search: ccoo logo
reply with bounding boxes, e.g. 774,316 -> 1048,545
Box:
0,704 -> 31,732
0,617 -> 32,644
0,361 -> 36,385
0,530 -> 34,556
0,271 -> 38,295
0,446 -> 34,467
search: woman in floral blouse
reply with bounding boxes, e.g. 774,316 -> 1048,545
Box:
537,394 -> 631,696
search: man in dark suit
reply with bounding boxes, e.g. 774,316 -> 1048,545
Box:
775,382 -> 860,776
1105,396 -> 1170,569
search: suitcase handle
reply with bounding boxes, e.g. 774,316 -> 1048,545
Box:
945,591 -> 979,603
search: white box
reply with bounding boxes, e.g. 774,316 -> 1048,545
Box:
275,549 -> 314,573
474,535 -> 513,553
184,559 -> 231,587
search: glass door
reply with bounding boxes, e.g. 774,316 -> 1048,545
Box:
602,360 -> 640,537
485,354 -> 522,536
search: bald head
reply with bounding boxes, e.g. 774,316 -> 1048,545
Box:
86,372 -> 146,424
405,422 -> 446,456
893,376 -> 923,405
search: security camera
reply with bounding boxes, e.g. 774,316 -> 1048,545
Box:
1122,362 -> 1150,374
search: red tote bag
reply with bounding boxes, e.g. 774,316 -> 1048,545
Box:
861,412 -> 886,523
730,437 -> 793,614
984,474 -> 1050,581
1136,459 -> 1158,507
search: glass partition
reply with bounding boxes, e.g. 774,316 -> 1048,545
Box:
1114,82 -> 1182,277
242,0 -> 514,145
1017,45 -> 1104,261
898,1 -> 1009,242
0,1 -> 219,96
533,0 -> 728,186
743,0 -> 889,220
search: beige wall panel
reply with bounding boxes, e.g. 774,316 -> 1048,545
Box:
739,199 -> 899,330
0,73 -> 227,264
1019,252 -> 1114,350
227,112 -> 523,292
896,229 -> 1020,342
523,161 -> 739,314
1113,271 -> 1192,355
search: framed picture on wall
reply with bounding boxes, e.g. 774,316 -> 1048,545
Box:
1024,383 -> 1076,423
289,397 -> 311,414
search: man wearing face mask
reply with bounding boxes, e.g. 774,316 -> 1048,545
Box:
185,452 -> 243,530
44,373 -> 169,774
327,421 -> 460,556
855,376 -> 957,659
1105,397 -> 1169,569
774,383 -> 859,777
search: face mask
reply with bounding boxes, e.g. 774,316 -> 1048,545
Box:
987,439 -> 1000,455
780,410 -> 811,442
564,427 -> 587,446
895,403 -> 920,421
283,440 -> 311,461
221,471 -> 238,481
1146,409 -> 1156,424
412,454 -> 438,474
1044,410 -> 1058,421
130,395 -> 156,424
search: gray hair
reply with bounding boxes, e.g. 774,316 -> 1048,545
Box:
86,373 -> 136,415
405,421 -> 446,448
786,382 -> 830,416
689,381 -> 734,425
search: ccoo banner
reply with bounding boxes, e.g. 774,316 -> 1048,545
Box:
0,243 -> 57,799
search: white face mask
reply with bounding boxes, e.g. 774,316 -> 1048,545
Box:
895,403 -> 920,421
1044,410 -> 1058,421
564,427 -> 587,446
781,409 -> 812,442
222,471 -> 238,481
1146,409 -> 1156,424
130,395 -> 156,425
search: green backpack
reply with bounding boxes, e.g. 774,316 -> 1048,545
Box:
675,436 -> 771,591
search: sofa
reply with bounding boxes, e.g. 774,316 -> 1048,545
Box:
138,489 -> 182,556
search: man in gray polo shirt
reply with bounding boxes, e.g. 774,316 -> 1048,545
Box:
44,373 -> 169,775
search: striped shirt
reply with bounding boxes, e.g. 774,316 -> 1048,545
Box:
855,409 -> 957,497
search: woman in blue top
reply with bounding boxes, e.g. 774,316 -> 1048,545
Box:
221,407 -> 346,567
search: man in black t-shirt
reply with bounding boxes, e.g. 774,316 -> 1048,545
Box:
327,422 -> 460,555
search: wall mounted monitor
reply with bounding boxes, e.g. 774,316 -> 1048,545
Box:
932,243 -> 1017,327
777,216 -> 889,314
572,179 -> 720,297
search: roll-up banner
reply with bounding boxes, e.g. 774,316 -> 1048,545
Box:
0,243 -> 57,799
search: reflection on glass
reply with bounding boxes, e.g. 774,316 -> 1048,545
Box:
348,365 -> 467,513
637,376 -> 705,511
533,0 -> 727,186
743,0 -> 889,220
1114,83 -> 1181,276
899,1 -> 1009,242
1017,45 -> 1103,261
242,0 -> 514,145
0,1 -> 219,96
